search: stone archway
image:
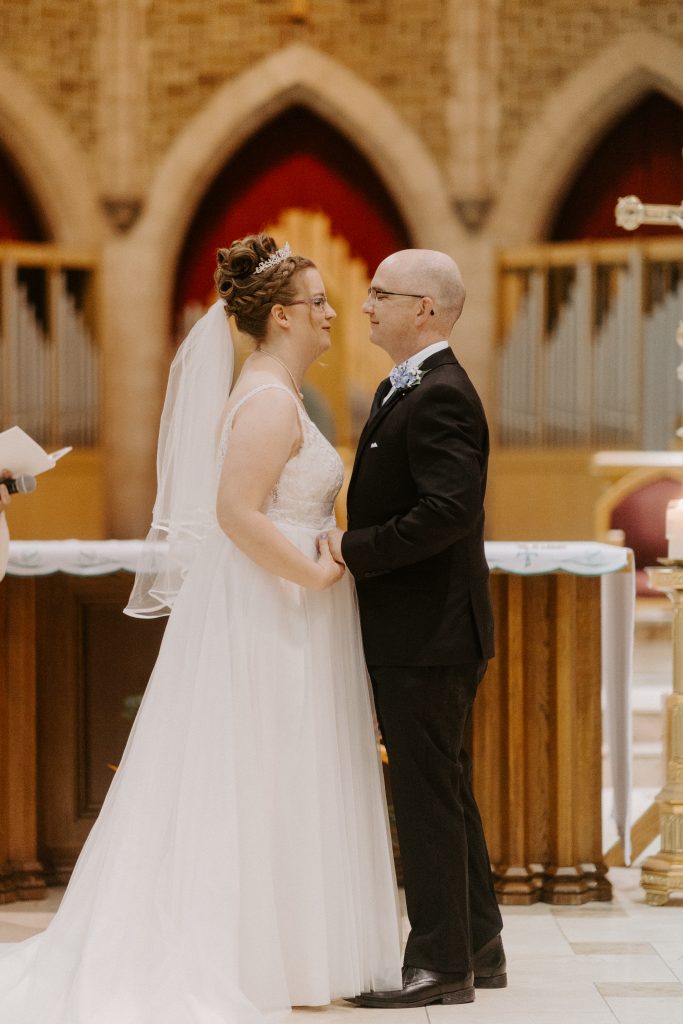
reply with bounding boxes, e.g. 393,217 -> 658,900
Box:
490,31 -> 683,245
105,44 -> 458,535
133,43 -> 457,310
0,58 -> 103,245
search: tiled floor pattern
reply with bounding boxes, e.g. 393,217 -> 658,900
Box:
1,868 -> 681,1023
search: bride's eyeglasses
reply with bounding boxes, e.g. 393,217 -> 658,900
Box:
285,295 -> 329,311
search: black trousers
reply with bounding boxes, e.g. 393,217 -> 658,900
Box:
369,662 -> 503,973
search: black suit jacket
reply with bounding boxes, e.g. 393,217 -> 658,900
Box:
341,347 -> 494,666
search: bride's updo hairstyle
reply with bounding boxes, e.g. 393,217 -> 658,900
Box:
215,233 -> 315,343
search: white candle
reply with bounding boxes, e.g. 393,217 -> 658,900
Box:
666,499 -> 683,560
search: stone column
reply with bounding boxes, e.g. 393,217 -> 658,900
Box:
96,0 -> 159,537
95,0 -> 149,232
444,0 -> 502,425
445,0 -> 501,233
100,233 -> 170,538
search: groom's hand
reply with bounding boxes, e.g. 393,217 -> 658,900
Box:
328,528 -> 346,565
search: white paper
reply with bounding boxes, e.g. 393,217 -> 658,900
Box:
49,446 -> 73,463
0,426 -> 72,476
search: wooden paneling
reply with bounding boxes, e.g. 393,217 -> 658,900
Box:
35,574 -> 166,884
0,569 -> 610,905
486,447 -> 605,541
0,577 -> 45,902
473,573 -> 609,905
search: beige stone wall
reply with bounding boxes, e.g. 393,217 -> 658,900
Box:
498,0 -> 683,164
1,0 -> 682,536
1,0 -> 680,184
144,0 -> 449,166
0,0 -> 98,152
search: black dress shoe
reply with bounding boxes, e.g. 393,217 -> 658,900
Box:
473,934 -> 507,988
350,967 -> 475,1008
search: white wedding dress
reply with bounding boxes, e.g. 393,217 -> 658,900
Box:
0,382 -> 402,1023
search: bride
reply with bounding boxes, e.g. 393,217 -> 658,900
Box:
0,234 -> 402,1023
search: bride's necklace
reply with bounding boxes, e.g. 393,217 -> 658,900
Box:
261,350 -> 304,401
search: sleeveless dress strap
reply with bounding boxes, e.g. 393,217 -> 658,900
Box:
218,383 -> 305,458
225,382 -> 303,425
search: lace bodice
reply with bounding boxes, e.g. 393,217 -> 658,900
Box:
218,383 -> 344,529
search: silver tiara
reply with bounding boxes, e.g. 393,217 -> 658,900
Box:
254,242 -> 292,274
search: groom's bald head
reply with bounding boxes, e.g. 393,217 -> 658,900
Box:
364,249 -> 466,361
377,249 -> 466,333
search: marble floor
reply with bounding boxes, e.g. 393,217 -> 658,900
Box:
2,621 -> 679,1020
1,867 -> 681,1023
303,867 -> 682,1024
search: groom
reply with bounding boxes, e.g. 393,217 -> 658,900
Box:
328,249 -> 505,1008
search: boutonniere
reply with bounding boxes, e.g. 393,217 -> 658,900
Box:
389,361 -> 424,393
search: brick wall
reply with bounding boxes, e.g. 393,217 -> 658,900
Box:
0,0 -> 680,185
144,0 -> 449,165
0,0 -> 98,152
498,0 -> 683,163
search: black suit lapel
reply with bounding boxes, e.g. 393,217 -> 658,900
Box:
359,387 -> 404,448
357,378 -> 391,453
369,378 -> 391,418
347,388 -> 406,504
348,347 -> 458,506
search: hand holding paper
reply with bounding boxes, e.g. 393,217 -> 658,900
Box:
0,426 -> 72,478
0,472 -> 10,581
0,471 -> 11,508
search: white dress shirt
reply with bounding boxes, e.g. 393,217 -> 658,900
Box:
382,339 -> 450,404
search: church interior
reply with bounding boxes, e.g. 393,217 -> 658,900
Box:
1,1 -> 683,1021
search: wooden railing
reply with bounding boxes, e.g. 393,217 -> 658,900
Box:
497,239 -> 683,449
0,243 -> 99,448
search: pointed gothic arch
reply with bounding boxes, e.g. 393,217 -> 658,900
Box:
173,104 -> 412,316
0,58 -> 102,245
133,43 -> 457,312
108,46 -> 459,536
490,31 -> 683,245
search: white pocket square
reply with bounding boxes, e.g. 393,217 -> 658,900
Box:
370,442 -> 378,448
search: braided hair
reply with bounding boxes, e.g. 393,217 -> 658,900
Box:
214,234 -> 315,343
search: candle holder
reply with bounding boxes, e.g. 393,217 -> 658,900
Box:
616,185 -> 683,903
640,561 -> 683,905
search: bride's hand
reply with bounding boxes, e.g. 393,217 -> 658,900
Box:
313,535 -> 345,589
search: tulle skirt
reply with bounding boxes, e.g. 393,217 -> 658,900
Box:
0,522 -> 402,1023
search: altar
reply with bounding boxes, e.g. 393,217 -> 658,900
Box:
0,540 -> 634,906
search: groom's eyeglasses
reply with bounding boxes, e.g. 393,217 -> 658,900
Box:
367,287 -> 428,303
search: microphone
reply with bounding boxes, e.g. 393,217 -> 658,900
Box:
2,473 -> 37,495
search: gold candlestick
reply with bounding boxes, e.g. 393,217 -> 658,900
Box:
616,180 -> 683,903
641,564 -> 683,905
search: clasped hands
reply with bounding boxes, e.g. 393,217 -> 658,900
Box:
317,527 -> 345,566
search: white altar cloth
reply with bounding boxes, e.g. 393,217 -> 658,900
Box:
6,538 -> 631,579
6,539 -> 635,861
